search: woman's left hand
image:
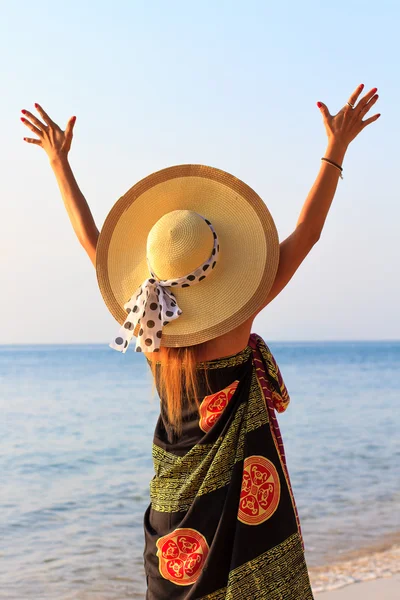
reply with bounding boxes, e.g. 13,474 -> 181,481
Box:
317,84 -> 380,149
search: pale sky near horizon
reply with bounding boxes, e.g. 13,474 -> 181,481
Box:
0,1 -> 399,344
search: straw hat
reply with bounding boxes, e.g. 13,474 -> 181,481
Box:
96,164 -> 279,349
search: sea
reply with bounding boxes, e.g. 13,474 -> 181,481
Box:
1,340 -> 399,599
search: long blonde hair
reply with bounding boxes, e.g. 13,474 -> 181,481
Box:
150,345 -> 210,433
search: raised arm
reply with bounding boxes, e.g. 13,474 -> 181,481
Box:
21,104 -> 99,266
258,83 -> 380,311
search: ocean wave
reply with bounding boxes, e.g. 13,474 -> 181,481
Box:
309,543 -> 400,593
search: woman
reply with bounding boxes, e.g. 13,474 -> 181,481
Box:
21,84 -> 379,599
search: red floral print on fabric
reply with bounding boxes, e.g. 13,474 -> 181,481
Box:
199,380 -> 239,433
156,528 -> 209,586
238,455 -> 281,525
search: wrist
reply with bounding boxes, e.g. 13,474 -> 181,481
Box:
324,139 -> 348,165
49,153 -> 70,169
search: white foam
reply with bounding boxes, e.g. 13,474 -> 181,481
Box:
309,544 -> 400,593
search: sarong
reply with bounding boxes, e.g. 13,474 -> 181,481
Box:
143,333 -> 314,599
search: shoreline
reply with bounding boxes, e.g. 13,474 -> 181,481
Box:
309,529 -> 400,567
315,574 -> 400,598
309,536 -> 400,595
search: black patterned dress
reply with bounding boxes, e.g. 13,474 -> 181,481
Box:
143,333 -> 314,599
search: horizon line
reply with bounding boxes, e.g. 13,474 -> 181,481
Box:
1,339 -> 400,347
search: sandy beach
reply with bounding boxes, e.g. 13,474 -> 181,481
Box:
316,573 -> 400,598
310,540 -> 400,598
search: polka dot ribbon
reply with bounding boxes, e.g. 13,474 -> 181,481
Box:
110,218 -> 220,353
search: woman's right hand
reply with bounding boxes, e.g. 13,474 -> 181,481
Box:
21,103 -> 76,163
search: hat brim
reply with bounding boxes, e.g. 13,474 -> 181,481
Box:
96,165 -> 279,347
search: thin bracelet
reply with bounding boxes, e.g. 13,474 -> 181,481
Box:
321,157 -> 343,179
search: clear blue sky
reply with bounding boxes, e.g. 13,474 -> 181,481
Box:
1,1 -> 398,343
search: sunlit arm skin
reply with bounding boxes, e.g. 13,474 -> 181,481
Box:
260,83 -> 380,310
20,84 -> 380,298
20,103 -> 99,266
49,155 -> 99,266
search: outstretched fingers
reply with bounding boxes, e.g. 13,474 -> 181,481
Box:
357,87 -> 380,130
359,93 -> 379,118
64,116 -> 77,139
23,137 -> 42,145
21,117 -> 42,138
355,87 -> 378,113
21,109 -> 47,132
347,83 -> 365,108
361,113 -> 381,130
34,103 -> 56,127
317,101 -> 331,121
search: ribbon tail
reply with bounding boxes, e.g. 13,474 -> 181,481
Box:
110,308 -> 141,353
109,320 -> 136,353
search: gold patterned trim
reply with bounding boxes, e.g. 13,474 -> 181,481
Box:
151,404 -> 246,513
146,345 -> 252,371
258,342 -> 290,410
151,370 -> 268,513
199,533 -> 313,600
252,348 -> 302,541
196,345 -> 252,370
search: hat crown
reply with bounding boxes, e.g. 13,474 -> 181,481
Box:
147,210 -> 214,280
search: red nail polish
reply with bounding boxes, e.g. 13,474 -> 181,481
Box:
21,109 -> 26,114
20,117 -> 25,122
34,103 -> 38,107
359,84 -> 364,89
71,116 -> 76,121
372,87 -> 377,93
317,101 -> 322,108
